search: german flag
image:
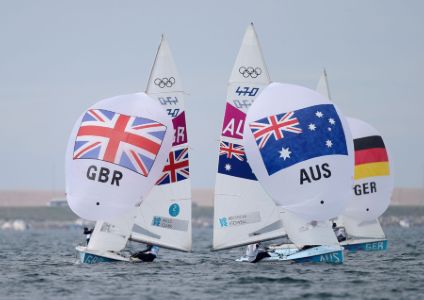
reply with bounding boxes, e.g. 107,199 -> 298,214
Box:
354,135 -> 390,180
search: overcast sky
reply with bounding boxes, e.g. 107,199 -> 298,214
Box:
1,0 -> 423,191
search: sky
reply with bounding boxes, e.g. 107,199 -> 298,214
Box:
0,0 -> 423,190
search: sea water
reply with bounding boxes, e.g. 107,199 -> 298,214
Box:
0,225 -> 423,299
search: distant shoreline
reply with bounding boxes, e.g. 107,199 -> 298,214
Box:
0,188 -> 422,207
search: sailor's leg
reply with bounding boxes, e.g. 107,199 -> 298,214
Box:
251,251 -> 271,263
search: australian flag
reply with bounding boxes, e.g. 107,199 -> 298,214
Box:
249,104 -> 348,175
73,109 -> 166,176
218,141 -> 257,180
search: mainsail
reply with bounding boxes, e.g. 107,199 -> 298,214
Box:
130,35 -> 192,252
213,24 -> 285,250
316,69 -> 331,100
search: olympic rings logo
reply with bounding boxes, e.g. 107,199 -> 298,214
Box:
239,66 -> 262,78
154,77 -> 176,88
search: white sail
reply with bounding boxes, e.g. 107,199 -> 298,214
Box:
213,24 -> 285,251
338,215 -> 385,239
344,117 -> 393,220
87,211 -> 136,252
130,35 -> 192,252
280,209 -> 339,248
316,69 -> 331,100
335,117 -> 392,240
315,75 -> 389,241
65,92 -> 174,221
243,83 -> 354,222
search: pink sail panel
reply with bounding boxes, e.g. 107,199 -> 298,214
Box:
221,103 -> 247,140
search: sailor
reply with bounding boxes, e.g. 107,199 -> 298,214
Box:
245,243 -> 270,263
83,227 -> 94,245
131,244 -> 160,262
332,222 -> 347,242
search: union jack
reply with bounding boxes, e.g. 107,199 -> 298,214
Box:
73,109 -> 166,176
219,141 -> 245,161
156,147 -> 189,185
249,111 -> 302,149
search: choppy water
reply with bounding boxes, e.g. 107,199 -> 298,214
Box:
0,225 -> 423,300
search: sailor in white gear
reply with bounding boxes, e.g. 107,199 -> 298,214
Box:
246,243 -> 259,259
332,222 -> 347,242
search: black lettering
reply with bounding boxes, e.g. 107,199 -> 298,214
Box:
370,181 -> 377,193
300,168 -> 311,185
363,183 -> 369,194
310,165 -> 322,181
111,170 -> 123,186
322,163 -> 331,178
87,165 -> 97,180
354,184 -> 361,196
98,167 -> 110,183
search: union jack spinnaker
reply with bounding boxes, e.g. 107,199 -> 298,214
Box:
65,92 -> 174,221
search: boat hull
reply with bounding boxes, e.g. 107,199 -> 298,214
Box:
236,245 -> 344,264
341,239 -> 387,252
76,246 -> 131,264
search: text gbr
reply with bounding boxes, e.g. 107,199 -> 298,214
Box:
86,165 -> 123,186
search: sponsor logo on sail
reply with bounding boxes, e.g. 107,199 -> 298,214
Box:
239,66 -> 262,78
218,212 -> 261,228
169,203 -> 180,217
154,77 -> 175,88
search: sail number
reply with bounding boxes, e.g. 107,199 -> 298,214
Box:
158,96 -> 179,105
235,86 -> 259,97
167,108 -> 180,118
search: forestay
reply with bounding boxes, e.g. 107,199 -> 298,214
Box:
213,24 -> 285,251
130,36 -> 192,252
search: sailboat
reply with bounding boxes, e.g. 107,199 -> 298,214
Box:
337,117 -> 392,251
213,25 -> 352,264
316,70 -> 392,251
73,35 -> 191,263
213,23 -> 286,252
239,82 -> 354,263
